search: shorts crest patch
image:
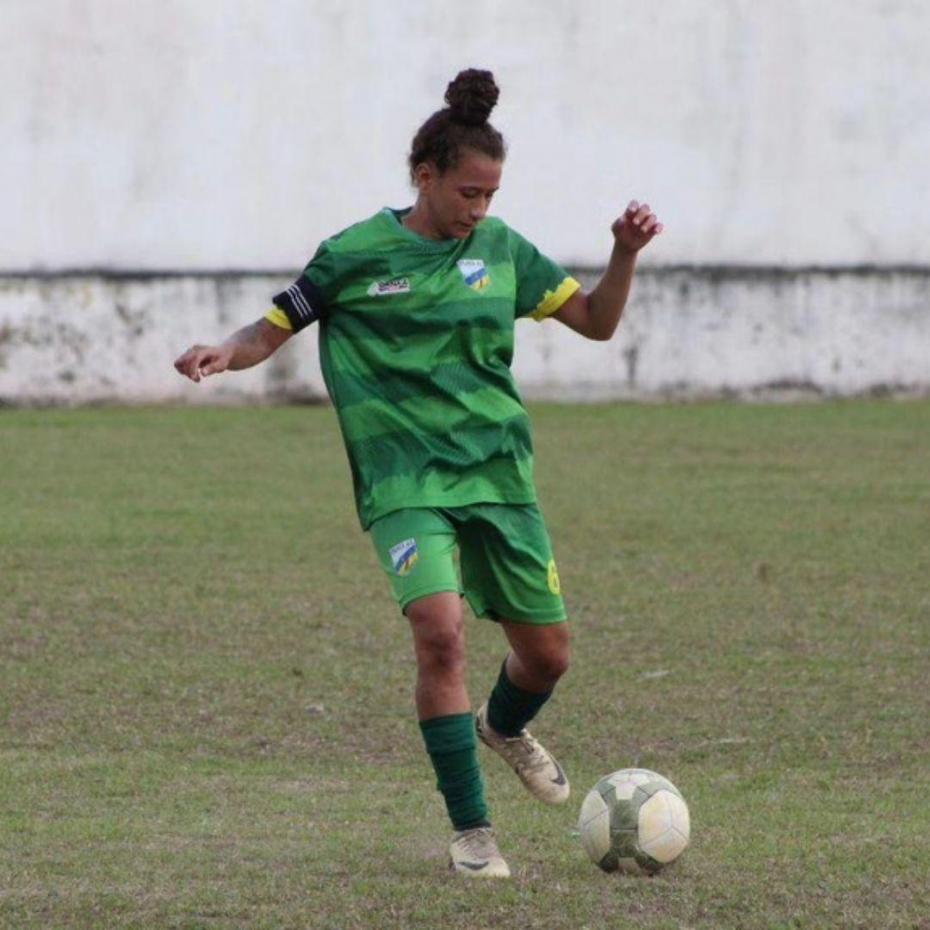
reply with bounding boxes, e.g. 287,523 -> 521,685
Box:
389,537 -> 419,576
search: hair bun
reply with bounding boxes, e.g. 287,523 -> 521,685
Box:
444,69 -> 499,126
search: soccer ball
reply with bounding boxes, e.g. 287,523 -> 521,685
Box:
578,768 -> 690,874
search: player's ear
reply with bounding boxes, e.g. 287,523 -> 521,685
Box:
412,161 -> 434,194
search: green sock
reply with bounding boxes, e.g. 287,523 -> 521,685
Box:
419,713 -> 489,831
487,660 -> 552,737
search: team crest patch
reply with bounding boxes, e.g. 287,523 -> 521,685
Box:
389,538 -> 419,576
457,259 -> 491,291
367,277 -> 411,297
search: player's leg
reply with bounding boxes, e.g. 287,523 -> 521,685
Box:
407,591 -> 469,718
500,620 -> 570,691
368,508 -> 509,877
475,621 -> 571,805
492,618 -> 571,733
406,592 -> 509,877
458,503 -> 571,804
408,592 -> 487,835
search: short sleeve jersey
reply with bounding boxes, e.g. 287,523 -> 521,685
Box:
267,208 -> 580,529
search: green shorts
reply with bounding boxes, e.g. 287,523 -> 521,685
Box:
369,503 -> 566,625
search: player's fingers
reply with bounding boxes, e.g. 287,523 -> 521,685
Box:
200,348 -> 232,377
641,214 -> 660,235
175,358 -> 196,380
176,353 -> 201,382
194,352 -> 216,375
632,204 -> 652,227
625,200 -> 640,217
175,346 -> 205,377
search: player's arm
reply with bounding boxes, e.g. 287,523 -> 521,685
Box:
174,317 -> 292,383
552,201 -> 663,342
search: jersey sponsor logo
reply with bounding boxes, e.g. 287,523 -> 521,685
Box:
367,277 -> 411,297
389,537 -> 419,576
457,259 -> 491,291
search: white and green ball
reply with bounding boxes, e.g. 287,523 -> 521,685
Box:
578,768 -> 690,874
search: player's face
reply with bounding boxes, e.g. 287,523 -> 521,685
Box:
415,149 -> 502,240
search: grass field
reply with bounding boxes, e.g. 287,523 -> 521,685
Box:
2,401 -> 929,930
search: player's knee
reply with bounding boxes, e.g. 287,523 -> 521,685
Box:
521,627 -> 570,683
535,646 -> 570,684
408,602 -> 466,678
420,627 -> 466,677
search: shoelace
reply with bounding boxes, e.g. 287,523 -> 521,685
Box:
501,732 -> 549,773
461,827 -> 495,856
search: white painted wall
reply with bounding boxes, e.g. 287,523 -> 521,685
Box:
3,0 -> 929,272
3,269 -> 927,405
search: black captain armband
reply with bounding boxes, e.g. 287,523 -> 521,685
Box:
272,275 -> 326,332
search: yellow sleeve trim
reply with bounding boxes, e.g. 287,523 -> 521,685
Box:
264,307 -> 293,331
530,276 -> 582,322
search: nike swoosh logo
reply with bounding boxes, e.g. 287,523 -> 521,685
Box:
458,861 -> 489,871
550,763 -> 567,786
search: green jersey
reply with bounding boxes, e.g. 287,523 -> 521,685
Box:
267,208 -> 579,529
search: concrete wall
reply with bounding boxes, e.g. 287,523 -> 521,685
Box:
2,1 -> 928,403
3,268 -> 927,405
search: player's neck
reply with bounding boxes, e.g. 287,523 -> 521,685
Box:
402,203 -> 444,241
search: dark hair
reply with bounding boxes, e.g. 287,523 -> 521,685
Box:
408,69 -> 506,180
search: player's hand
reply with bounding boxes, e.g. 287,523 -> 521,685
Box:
611,201 -> 663,253
173,344 -> 234,382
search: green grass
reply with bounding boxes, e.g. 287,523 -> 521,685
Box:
1,401 -> 929,929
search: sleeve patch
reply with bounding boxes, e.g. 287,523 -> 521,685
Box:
530,276 -> 582,322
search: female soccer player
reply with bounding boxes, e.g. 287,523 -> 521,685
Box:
174,69 -> 662,878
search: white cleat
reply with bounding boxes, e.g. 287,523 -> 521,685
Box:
449,826 -> 511,878
475,703 -> 570,805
